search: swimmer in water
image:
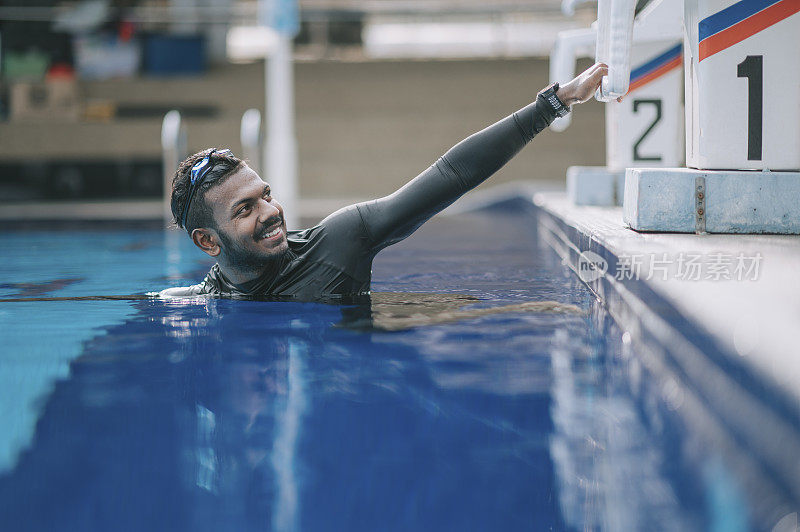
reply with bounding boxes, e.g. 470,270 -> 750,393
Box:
160,63 -> 608,299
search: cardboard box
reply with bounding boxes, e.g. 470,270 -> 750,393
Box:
9,80 -> 81,122
83,99 -> 117,122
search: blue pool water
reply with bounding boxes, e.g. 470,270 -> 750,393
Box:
0,204 -> 793,531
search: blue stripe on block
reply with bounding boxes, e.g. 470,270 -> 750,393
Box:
699,0 -> 783,41
630,44 -> 682,83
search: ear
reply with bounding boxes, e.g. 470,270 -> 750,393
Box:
191,228 -> 221,257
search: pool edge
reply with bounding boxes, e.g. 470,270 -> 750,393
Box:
470,188 -> 800,523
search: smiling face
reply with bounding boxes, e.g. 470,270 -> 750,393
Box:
198,165 -> 289,275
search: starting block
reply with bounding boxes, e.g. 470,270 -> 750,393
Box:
621,0 -> 800,233
556,0 -> 685,206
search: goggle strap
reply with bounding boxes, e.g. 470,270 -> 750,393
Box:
180,149 -> 233,230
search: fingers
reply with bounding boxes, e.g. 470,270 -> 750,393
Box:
583,62 -> 607,77
591,67 -> 607,83
594,63 -> 609,75
587,66 -> 606,91
567,62 -> 611,104
588,63 -> 608,92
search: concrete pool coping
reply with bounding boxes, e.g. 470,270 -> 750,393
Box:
531,192 -> 800,407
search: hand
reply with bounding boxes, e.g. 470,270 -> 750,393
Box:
555,62 -> 621,105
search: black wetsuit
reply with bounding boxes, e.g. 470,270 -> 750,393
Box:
176,92 -> 559,299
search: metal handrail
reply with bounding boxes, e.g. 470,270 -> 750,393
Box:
161,110 -> 187,226
241,109 -> 263,175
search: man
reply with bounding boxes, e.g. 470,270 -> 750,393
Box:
160,63 -> 608,299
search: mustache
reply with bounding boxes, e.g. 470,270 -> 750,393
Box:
255,216 -> 284,236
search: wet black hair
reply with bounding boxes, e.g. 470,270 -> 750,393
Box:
170,148 -> 245,232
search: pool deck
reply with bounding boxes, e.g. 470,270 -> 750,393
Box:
532,191 -> 800,409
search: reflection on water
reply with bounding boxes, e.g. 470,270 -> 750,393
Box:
339,292 -> 583,331
549,305 -> 691,531
0,278 -> 84,297
272,338 -> 307,532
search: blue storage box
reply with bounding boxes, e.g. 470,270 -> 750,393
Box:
143,34 -> 206,76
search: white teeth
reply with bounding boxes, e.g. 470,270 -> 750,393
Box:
262,227 -> 281,239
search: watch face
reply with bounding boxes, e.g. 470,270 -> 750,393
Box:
543,90 -> 565,113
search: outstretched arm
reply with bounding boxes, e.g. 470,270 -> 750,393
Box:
354,63 -> 608,252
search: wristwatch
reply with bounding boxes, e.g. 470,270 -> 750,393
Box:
538,83 -> 571,118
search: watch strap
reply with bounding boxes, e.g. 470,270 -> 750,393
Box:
538,82 -> 571,119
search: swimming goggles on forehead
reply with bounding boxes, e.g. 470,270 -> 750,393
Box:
180,148 -> 232,229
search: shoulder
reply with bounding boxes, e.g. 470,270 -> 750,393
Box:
284,205 -> 374,273
318,203 -> 373,243
286,204 -> 373,254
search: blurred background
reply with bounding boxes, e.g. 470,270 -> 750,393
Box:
0,0 -> 603,226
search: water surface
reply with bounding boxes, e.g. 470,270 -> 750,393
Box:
0,206 -> 779,531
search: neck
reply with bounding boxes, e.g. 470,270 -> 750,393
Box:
217,252 -> 285,287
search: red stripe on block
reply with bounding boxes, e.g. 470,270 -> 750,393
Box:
699,0 -> 800,61
627,56 -> 683,94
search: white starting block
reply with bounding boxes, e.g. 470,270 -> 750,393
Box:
555,0 -> 684,206
621,0 -> 800,233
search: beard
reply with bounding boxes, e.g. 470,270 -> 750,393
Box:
217,227 -> 287,276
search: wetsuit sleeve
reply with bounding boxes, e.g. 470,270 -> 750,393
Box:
158,266 -> 220,297
354,92 -> 558,252
158,284 -> 207,297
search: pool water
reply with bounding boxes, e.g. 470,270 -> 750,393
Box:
0,204 -> 787,531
